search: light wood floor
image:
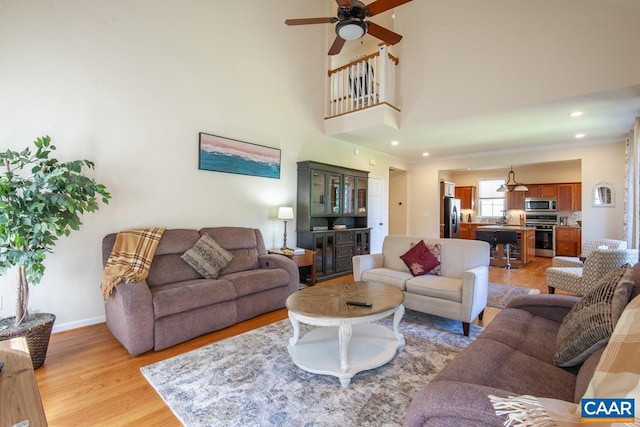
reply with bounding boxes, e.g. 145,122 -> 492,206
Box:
34,257 -> 553,426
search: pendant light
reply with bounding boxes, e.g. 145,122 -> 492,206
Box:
497,166 -> 528,192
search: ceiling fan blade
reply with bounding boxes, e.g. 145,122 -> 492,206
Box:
335,0 -> 353,7
285,17 -> 337,26
366,0 -> 413,17
366,21 -> 403,44
328,36 -> 346,55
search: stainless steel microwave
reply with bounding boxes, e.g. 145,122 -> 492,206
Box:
524,198 -> 557,212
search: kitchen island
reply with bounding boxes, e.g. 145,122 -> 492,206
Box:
475,225 -> 536,268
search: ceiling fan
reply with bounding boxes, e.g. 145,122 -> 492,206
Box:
285,0 -> 413,55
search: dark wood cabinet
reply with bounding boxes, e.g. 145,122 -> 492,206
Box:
556,226 -> 581,256
506,191 -> 525,210
526,184 -> 557,198
455,186 -> 476,210
297,161 -> 370,280
557,183 -> 581,211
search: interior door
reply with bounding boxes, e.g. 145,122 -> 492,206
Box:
368,177 -> 384,253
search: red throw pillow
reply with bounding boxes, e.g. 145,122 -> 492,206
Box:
400,240 -> 441,277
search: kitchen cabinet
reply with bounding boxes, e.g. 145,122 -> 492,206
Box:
459,223 -> 471,239
557,183 -> 581,211
455,186 -> 476,210
506,191 -> 525,210
297,161 -> 370,280
556,226 -> 582,256
441,181 -> 455,197
526,184 -> 557,198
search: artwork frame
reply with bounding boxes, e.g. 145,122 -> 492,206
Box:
199,132 -> 281,179
592,181 -> 615,207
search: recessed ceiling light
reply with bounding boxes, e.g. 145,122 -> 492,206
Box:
569,111 -> 584,117
422,152 -> 429,157
391,140 -> 399,146
575,133 -> 586,139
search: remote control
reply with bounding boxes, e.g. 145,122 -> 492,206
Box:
346,300 -> 372,307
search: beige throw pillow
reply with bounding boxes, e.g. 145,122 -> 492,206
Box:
181,233 -> 233,279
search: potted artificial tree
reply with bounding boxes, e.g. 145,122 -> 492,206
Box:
0,136 -> 110,368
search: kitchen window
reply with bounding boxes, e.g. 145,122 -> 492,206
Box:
478,179 -> 505,217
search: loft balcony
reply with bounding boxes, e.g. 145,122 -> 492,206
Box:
324,45 -> 400,141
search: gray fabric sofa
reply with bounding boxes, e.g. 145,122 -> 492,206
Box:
403,268 -> 640,427
102,227 -> 299,355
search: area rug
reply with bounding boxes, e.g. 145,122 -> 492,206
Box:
141,310 -> 482,427
488,282 -> 540,309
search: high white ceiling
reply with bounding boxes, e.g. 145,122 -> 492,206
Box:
330,84 -> 640,162
321,0 -> 640,163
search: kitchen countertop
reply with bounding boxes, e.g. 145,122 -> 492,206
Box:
476,225 -> 535,231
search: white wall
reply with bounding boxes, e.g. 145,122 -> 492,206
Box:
0,1 -> 404,331
407,141 -> 628,243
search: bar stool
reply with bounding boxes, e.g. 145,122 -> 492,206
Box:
496,231 -> 519,269
475,231 -> 496,258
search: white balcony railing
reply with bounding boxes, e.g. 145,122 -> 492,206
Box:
326,44 -> 399,118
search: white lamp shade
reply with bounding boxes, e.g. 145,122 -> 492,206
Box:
277,207 -> 294,220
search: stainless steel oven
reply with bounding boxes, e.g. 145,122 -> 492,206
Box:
525,214 -> 558,257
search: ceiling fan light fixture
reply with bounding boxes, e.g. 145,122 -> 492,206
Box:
336,19 -> 367,40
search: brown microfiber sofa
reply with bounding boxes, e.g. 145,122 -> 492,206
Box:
403,263 -> 640,427
102,227 -> 299,356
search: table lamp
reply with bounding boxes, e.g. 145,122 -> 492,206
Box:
277,207 -> 294,251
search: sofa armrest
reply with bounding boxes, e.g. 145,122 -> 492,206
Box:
460,265 -> 489,323
104,281 -> 154,356
352,253 -> 384,280
505,294 -> 580,323
404,381 -> 509,427
259,254 -> 300,294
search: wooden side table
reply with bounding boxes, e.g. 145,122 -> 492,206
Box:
0,337 -> 48,426
269,249 -> 317,286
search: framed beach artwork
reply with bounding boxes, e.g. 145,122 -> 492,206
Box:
198,133 -> 281,179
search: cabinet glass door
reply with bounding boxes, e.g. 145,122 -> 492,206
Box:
329,174 -> 341,214
311,171 -> 327,214
343,176 -> 355,215
356,177 -> 367,215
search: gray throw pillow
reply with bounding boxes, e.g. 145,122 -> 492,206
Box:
553,264 -> 634,367
181,233 -> 233,279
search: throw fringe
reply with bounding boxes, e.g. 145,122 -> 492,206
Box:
488,395 -> 582,427
100,273 -> 147,300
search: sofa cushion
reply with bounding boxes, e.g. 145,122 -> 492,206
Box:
181,233 -> 234,279
220,268 -> 290,297
433,338 -> 577,402
406,275 -> 462,303
553,265 -> 634,367
151,278 -> 237,319
361,268 -> 413,290
201,227 -> 262,274
400,240 -> 441,276
479,305 -> 563,364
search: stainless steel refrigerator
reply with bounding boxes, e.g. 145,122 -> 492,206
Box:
443,197 -> 460,238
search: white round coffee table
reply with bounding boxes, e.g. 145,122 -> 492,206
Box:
285,281 -> 405,387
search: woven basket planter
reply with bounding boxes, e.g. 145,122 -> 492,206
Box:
0,313 -> 56,369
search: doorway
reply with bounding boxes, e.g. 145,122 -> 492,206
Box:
389,168 -> 407,235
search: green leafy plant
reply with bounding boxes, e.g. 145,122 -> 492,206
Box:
0,136 -> 111,327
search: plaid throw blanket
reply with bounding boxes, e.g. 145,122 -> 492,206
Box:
100,227 -> 165,299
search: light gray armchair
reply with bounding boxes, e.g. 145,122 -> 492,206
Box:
546,248 -> 638,295
552,238 -> 627,268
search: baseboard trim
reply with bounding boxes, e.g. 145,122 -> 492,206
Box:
52,315 -> 106,333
